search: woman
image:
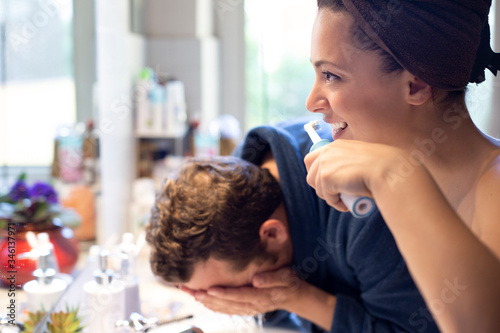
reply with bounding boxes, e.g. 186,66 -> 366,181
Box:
305,0 -> 500,332
191,1 -> 500,332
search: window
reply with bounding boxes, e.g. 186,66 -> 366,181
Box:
244,0 -> 317,130
0,0 -> 75,175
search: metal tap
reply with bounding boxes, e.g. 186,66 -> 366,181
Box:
115,312 -> 200,333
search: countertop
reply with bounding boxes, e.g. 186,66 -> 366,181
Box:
1,241 -> 303,333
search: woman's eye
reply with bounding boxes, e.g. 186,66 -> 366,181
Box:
322,71 -> 340,82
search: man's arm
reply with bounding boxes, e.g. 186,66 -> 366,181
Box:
325,210 -> 440,333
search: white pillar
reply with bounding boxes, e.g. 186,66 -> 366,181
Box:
95,0 -> 145,245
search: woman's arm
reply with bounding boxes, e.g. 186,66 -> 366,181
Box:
373,162 -> 500,333
305,140 -> 500,333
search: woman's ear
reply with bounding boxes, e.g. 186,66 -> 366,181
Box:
259,219 -> 289,252
406,74 -> 433,105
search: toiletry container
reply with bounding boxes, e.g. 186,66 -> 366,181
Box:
150,83 -> 165,134
83,249 -> 125,333
35,233 -> 59,271
135,68 -> 155,134
23,250 -> 68,312
119,233 -> 141,318
36,233 -> 74,285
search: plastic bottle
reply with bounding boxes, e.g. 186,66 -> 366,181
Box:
25,232 -> 73,285
135,68 -> 156,134
82,119 -> 98,186
150,83 -> 165,134
56,123 -> 85,183
118,233 -> 141,318
36,233 -> 59,272
164,80 -> 187,134
23,249 -> 68,313
83,249 -> 125,333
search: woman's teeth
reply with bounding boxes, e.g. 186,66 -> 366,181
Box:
332,121 -> 347,134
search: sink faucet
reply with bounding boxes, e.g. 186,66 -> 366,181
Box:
115,312 -> 200,333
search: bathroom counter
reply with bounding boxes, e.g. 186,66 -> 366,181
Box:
122,244 -> 305,333
1,241 -> 303,333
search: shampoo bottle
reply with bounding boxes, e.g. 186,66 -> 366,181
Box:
23,249 -> 68,313
83,249 -> 125,333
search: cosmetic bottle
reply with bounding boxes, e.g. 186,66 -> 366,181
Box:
23,249 -> 68,313
118,233 -> 142,318
35,233 -> 59,271
36,232 -> 74,285
83,249 -> 125,333
150,83 -> 165,134
56,123 -> 85,183
135,68 -> 155,134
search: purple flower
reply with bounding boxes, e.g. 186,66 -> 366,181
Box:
7,180 -> 30,201
29,182 -> 58,204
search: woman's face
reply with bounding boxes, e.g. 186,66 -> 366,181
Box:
306,9 -> 410,144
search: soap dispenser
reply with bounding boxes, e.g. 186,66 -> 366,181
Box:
36,232 -> 74,285
22,249 -> 68,313
119,233 -> 141,318
35,233 -> 59,271
83,249 -> 125,333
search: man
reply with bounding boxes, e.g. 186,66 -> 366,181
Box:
146,118 -> 439,332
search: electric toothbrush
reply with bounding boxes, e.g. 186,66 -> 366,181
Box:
304,120 -> 375,218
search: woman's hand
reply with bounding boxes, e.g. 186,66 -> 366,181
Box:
304,139 -> 401,211
190,267 -> 304,316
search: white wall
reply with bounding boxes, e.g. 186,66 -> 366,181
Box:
73,0 -> 96,123
468,0 -> 500,138
485,0 -> 500,138
146,38 -> 220,127
140,0 -> 221,127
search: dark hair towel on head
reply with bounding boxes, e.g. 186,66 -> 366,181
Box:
342,0 -> 500,91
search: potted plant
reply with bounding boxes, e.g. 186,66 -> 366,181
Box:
0,173 -> 81,287
22,306 -> 84,333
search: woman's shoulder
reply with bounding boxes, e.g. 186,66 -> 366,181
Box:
476,141 -> 500,190
473,144 -> 500,236
473,153 -> 500,259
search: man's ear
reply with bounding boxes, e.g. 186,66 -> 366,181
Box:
405,74 -> 432,105
259,219 -> 289,252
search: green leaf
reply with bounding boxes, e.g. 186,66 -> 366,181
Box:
18,172 -> 27,181
32,201 -> 51,221
0,194 -> 13,203
68,321 -> 81,332
11,212 -> 28,223
57,208 -> 82,228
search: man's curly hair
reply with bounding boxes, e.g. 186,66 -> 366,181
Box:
145,156 -> 283,284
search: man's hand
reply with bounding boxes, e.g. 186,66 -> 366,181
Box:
182,267 -> 335,330
185,267 -> 304,316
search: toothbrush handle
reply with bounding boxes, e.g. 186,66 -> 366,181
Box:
339,193 -> 375,218
308,139 -> 375,219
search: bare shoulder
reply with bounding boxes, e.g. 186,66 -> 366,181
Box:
473,147 -> 500,257
476,146 -> 500,206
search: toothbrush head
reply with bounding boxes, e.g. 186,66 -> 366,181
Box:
304,120 -> 325,145
309,120 -> 321,130
304,120 -> 321,132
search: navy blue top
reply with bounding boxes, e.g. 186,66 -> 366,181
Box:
234,118 -> 439,333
